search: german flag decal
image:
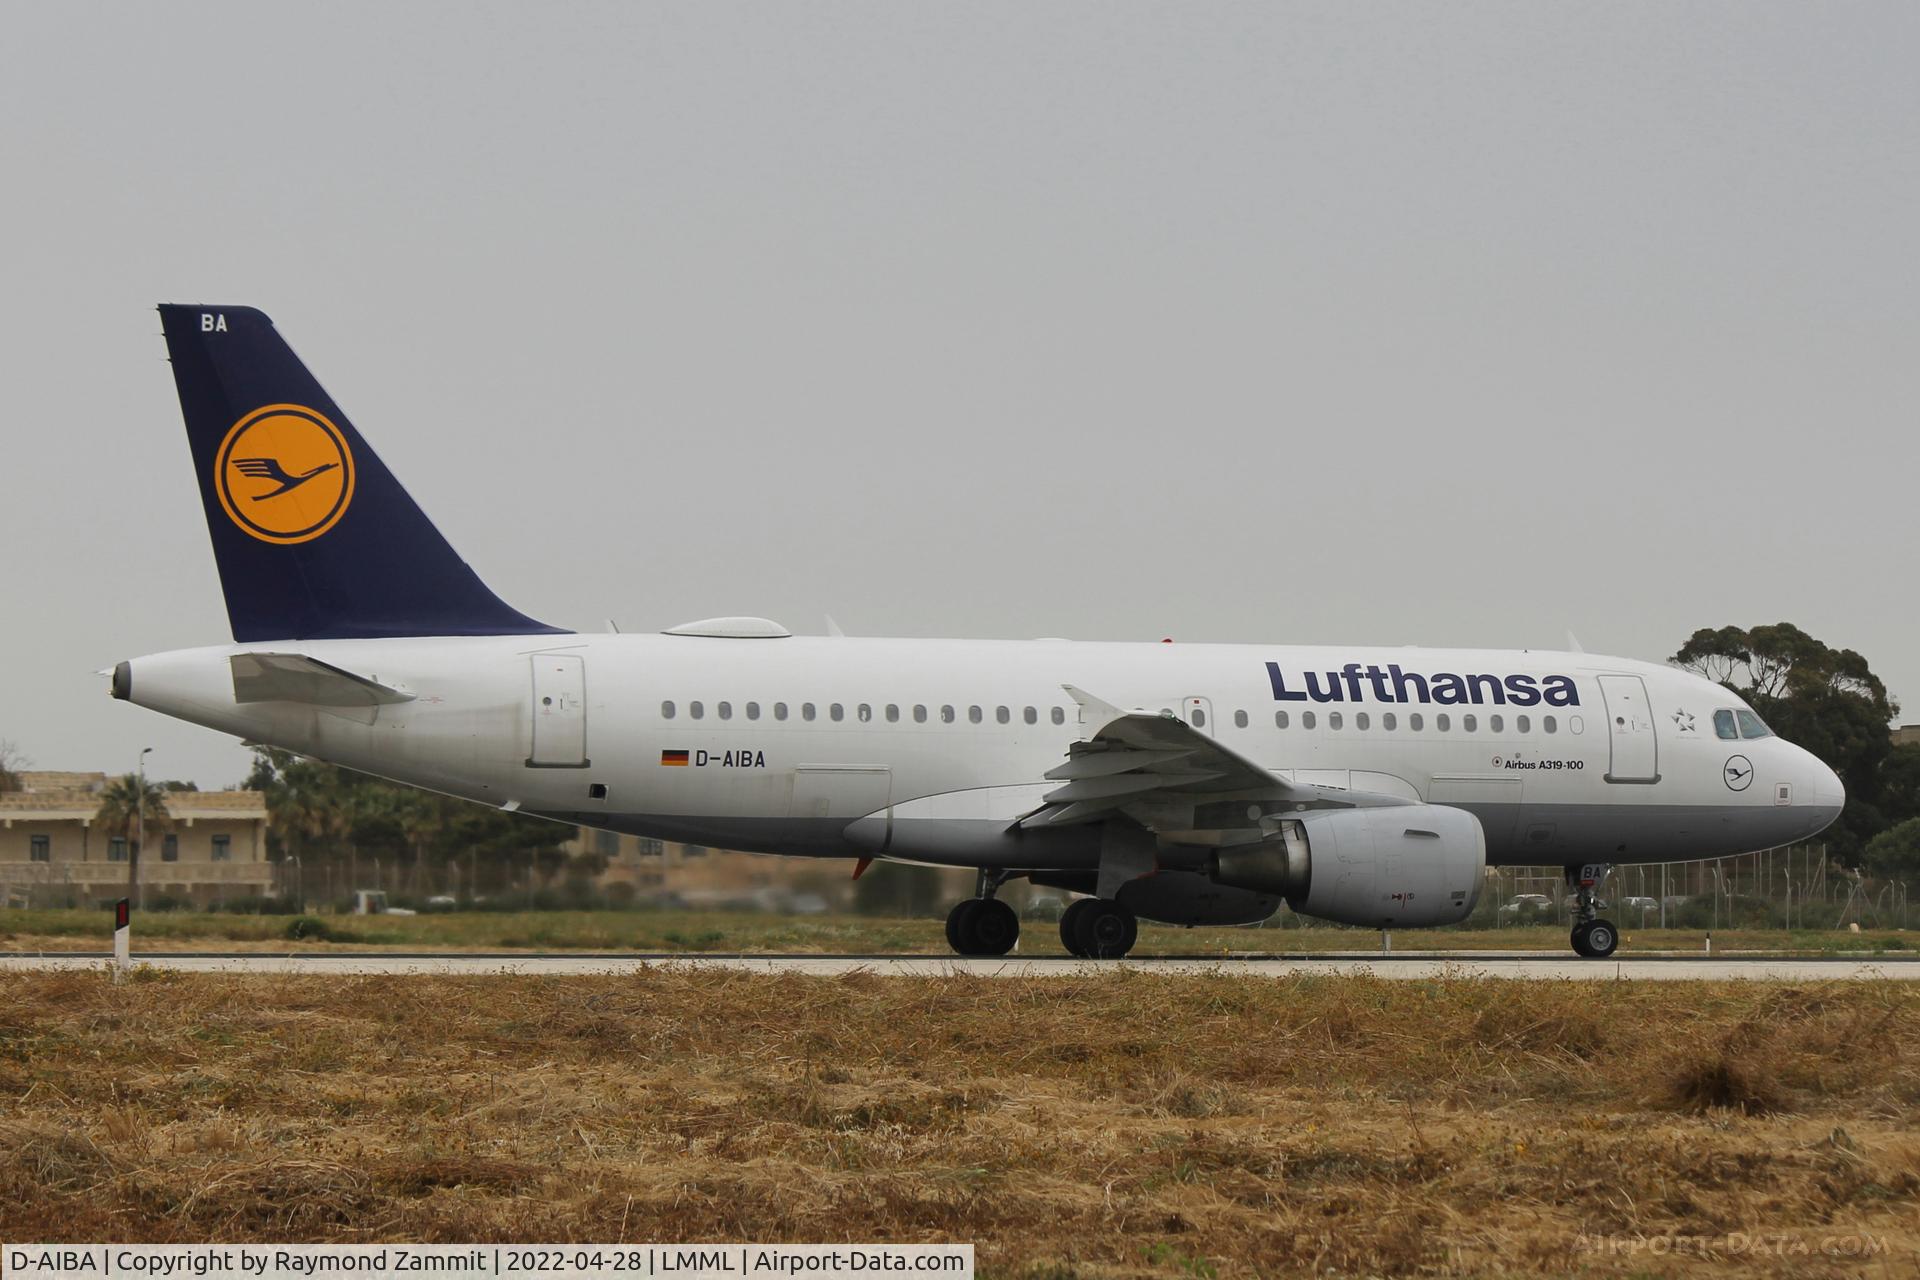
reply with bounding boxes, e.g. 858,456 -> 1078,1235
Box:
660,749 -> 690,767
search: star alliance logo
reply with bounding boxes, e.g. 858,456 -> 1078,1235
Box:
1672,710 -> 1697,733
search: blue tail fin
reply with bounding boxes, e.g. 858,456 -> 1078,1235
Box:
158,305 -> 565,642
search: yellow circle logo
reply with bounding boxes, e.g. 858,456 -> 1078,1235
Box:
215,404 -> 355,545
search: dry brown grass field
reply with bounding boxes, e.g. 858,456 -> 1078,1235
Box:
2,970 -> 1918,1277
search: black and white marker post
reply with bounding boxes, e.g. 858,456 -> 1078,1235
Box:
113,897 -> 131,977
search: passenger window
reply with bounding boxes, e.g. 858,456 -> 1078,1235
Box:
774,702 -> 789,721
1517,714 -> 1530,733
857,703 -> 871,722
885,704 -> 899,722
831,703 -> 845,722
1737,710 -> 1772,739
1191,707 -> 1207,728
1410,713 -> 1423,731
1437,714 -> 1450,732
661,700 -> 675,720
1544,715 -> 1557,734
746,701 -> 760,720
1234,709 -> 1248,728
1355,712 -> 1369,730
941,705 -> 955,723
1302,711 -> 1316,729
690,701 -> 705,720
1329,711 -> 1343,730
1051,707 -> 1066,725
1275,710 -> 1290,729
718,701 -> 732,721
996,706 -> 1010,724
1714,710 -> 1738,740
801,702 -> 816,721
1382,712 -> 1396,731
1023,706 -> 1036,724
1490,714 -> 1503,733
1570,715 -> 1583,734
913,705 -> 927,723
1464,714 -> 1477,732
969,706 -> 983,724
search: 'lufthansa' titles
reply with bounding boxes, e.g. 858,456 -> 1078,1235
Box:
1266,662 -> 1579,707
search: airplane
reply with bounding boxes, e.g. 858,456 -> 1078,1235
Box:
112,304 -> 1847,959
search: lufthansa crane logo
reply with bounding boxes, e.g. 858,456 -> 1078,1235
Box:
215,404 -> 355,544
1724,754 -> 1754,791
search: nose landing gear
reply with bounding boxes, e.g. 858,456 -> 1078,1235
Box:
1567,863 -> 1619,959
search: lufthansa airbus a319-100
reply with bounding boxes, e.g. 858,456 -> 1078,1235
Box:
113,305 -> 1846,958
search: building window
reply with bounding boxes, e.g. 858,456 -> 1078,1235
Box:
108,837 -> 128,862
29,835 -> 49,862
162,834 -> 179,862
683,844 -> 707,858
661,700 -> 676,719
1275,710 -> 1290,729
595,830 -> 619,856
211,835 -> 232,861
637,838 -> 664,857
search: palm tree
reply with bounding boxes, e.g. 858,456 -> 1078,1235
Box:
94,774 -> 173,899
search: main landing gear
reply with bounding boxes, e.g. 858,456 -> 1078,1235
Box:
945,871 -> 1020,956
1567,862 -> 1619,959
1058,896 -> 1138,959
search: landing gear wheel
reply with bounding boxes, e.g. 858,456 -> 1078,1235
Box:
945,899 -> 982,954
1059,898 -> 1095,957
1570,921 -> 1593,957
1583,918 -> 1619,959
1073,899 -> 1139,960
945,898 -> 1018,956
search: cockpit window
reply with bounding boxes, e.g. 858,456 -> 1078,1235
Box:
1737,709 -> 1773,739
1713,710 -> 1739,740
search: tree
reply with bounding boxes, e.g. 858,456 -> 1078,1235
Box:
94,774 -> 174,902
0,740 -> 28,793
1862,818 -> 1920,883
1673,623 -> 1901,859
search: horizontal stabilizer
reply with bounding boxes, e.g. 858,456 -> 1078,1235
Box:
230,652 -> 415,707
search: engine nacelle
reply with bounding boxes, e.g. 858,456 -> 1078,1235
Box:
1211,803 -> 1486,928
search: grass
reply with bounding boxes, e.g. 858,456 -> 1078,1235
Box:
1,970 -> 1917,1276
0,907 -> 1913,956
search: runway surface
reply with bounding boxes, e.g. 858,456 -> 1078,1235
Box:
4,950 -> 1917,980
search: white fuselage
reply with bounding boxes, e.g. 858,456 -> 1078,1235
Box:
121,633 -> 1845,870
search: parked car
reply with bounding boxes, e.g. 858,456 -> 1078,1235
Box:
424,894 -> 459,912
1498,893 -> 1555,922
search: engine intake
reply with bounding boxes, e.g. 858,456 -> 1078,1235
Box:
1211,803 -> 1486,928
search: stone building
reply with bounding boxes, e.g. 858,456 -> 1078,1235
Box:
0,772 -> 272,907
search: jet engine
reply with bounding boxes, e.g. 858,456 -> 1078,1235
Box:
1209,804 -> 1486,928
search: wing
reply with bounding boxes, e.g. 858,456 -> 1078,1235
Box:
231,458 -> 287,480
1018,684 -> 1410,847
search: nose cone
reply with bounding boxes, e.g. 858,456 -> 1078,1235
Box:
1791,744 -> 1847,840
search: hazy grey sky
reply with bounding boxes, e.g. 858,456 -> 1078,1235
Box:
3,3 -> 1915,787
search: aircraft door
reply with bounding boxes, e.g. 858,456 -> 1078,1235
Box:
1598,674 -> 1658,783
1183,697 -> 1216,737
527,654 -> 589,768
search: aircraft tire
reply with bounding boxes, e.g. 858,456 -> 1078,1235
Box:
966,899 -> 1019,956
945,899 -> 982,954
1075,899 -> 1138,960
1584,918 -> 1619,959
1570,921 -> 1594,957
1059,899 -> 1094,957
